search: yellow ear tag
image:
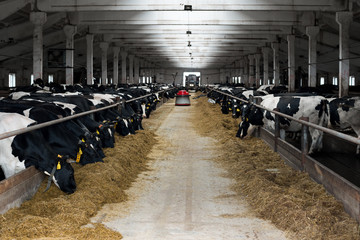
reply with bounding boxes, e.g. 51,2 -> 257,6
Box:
57,161 -> 61,170
237,109 -> 240,112
96,130 -> 100,135
246,118 -> 249,121
76,148 -> 83,163
57,154 -> 62,158
81,138 -> 85,143
131,119 -> 134,122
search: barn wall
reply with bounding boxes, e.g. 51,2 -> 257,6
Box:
154,68 -> 220,86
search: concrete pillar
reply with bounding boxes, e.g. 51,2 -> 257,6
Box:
271,42 -> 280,86
139,59 -> 145,83
255,54 -> 261,88
239,58 -> 244,84
248,55 -> 255,87
336,12 -> 353,97
262,47 -> 271,85
128,54 -> 134,84
120,49 -> 127,84
306,26 -> 320,88
235,60 -> 240,83
243,57 -> 249,86
63,25 -> 77,85
99,42 -> 109,85
287,35 -> 296,92
113,46 -> 120,85
30,12 -> 47,80
86,34 -> 94,85
134,57 -> 140,84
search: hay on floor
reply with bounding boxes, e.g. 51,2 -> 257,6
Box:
0,130 -> 157,240
191,94 -> 360,240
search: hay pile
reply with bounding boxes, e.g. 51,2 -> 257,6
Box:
192,95 -> 360,240
0,129 -> 157,239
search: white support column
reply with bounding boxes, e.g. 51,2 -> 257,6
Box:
120,49 -> 127,84
271,42 -> 280,86
239,57 -> 244,84
235,60 -> 240,83
306,26 -> 320,88
243,57 -> 249,86
336,12 -> 353,97
287,35 -> 296,92
262,47 -> 271,85
99,42 -> 109,85
248,55 -> 255,87
86,34 -> 94,85
113,46 -> 120,86
139,59 -> 145,83
255,54 -> 261,88
64,25 -> 77,85
146,62 -> 150,83
128,54 -> 134,84
30,12 -> 47,81
134,57 -> 140,84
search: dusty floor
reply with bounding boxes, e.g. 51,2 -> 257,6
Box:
92,99 -> 288,239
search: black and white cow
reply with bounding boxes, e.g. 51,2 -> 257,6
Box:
328,97 -> 360,153
237,95 -> 328,154
0,112 -> 76,193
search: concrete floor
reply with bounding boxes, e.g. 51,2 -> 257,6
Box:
91,101 -> 288,240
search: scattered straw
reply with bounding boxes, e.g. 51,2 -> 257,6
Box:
191,94 -> 360,240
0,126 -> 157,239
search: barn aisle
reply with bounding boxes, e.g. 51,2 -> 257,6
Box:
91,98 -> 288,240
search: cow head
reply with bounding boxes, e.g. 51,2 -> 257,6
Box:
236,104 -> 264,138
231,99 -> 243,118
50,155 -> 76,194
76,138 -> 103,165
97,124 -> 115,148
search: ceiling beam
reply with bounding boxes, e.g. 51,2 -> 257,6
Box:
75,11 -> 314,26
37,0 -> 347,12
0,0 -> 33,21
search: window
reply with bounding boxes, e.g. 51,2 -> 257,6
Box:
332,77 -> 338,86
48,74 -> 54,83
31,74 -> 34,85
350,76 -> 355,86
9,73 -> 16,87
320,77 -> 325,85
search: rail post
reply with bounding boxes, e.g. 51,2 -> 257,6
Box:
119,99 -> 126,115
254,97 -> 262,138
115,97 -> 121,112
274,108 -> 280,152
300,117 -> 309,170
161,91 -> 165,104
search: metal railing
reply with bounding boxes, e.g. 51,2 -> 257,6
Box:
0,88 -> 174,141
210,88 -> 360,146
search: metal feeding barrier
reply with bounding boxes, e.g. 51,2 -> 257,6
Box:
0,88 -> 174,214
210,88 -> 360,223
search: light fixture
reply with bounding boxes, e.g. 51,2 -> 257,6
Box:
186,30 -> 192,35
187,41 -> 192,47
184,5 -> 192,11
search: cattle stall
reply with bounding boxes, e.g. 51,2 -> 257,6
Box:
209,88 -> 360,223
0,87 -> 175,214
